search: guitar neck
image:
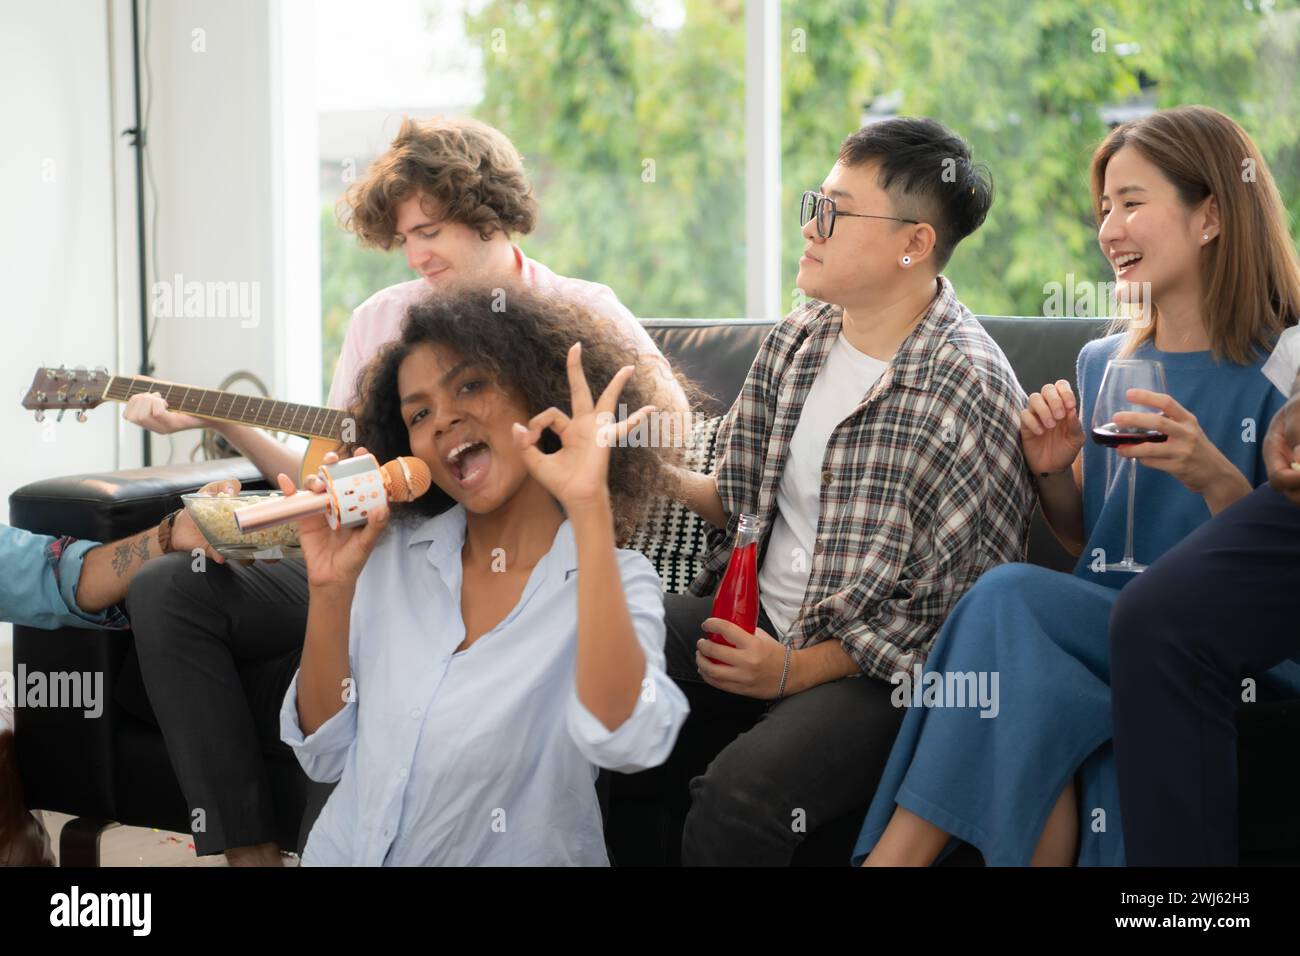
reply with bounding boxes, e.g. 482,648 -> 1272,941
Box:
103,376 -> 347,440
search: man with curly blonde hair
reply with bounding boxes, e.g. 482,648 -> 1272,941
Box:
329,116 -> 684,415
120,116 -> 683,867
127,115 -> 684,472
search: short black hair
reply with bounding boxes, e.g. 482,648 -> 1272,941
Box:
838,116 -> 993,269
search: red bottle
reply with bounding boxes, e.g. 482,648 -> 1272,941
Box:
706,514 -> 762,665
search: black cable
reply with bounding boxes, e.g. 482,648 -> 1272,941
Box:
125,0 -> 151,464
142,0 -> 162,358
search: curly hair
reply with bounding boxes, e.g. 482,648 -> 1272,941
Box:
348,284 -> 685,542
340,116 -> 539,248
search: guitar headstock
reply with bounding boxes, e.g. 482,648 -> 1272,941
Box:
23,366 -> 110,423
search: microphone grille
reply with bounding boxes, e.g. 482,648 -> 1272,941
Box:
381,456 -> 433,502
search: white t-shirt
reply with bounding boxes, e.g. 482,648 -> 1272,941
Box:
1263,325 -> 1300,396
758,332 -> 888,637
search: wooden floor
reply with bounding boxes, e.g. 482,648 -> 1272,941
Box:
38,811 -> 299,867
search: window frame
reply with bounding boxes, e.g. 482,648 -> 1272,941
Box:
272,0 -> 784,407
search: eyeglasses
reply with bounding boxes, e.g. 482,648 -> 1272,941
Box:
799,190 -> 919,239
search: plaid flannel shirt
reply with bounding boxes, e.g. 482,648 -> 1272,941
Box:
689,277 -> 1036,682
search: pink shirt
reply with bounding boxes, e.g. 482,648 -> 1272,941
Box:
327,246 -> 679,410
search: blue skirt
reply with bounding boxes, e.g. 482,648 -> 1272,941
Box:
852,561 -> 1300,866
853,562 -> 1133,866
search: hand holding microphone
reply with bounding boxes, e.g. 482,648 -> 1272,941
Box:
236,451 -> 432,533
244,448 -> 433,591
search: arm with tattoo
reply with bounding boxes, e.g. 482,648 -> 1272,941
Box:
73,506 -> 218,613
75,529 -> 162,613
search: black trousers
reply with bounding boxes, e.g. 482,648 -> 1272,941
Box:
124,553 -> 308,855
611,592 -> 903,866
1110,484 -> 1300,866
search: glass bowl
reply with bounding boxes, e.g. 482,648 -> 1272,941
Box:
181,491 -> 303,560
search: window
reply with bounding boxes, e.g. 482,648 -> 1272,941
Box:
312,0 -> 746,402
780,0 -> 1300,317
299,0 -> 1300,402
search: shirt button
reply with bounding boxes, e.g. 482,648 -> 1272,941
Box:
409,708 -> 420,719
820,470 -> 833,485
398,767 -> 408,778
814,541 -> 825,555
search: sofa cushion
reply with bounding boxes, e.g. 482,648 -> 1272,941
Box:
641,316 -> 1109,575
626,414 -> 724,593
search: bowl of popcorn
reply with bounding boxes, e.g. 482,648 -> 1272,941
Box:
181,491 -> 303,560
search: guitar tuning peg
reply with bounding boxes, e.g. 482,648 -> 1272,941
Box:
34,410 -> 45,423
76,410 -> 88,423
57,409 -> 66,422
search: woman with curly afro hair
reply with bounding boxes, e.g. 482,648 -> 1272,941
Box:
118,115 -> 684,869
278,284 -> 691,866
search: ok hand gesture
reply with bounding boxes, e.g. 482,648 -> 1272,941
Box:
511,343 -> 654,513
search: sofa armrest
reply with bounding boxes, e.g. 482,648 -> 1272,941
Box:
13,626 -> 131,818
9,457 -> 267,542
9,458 -> 267,819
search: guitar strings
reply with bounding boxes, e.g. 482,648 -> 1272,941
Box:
104,376 -> 345,440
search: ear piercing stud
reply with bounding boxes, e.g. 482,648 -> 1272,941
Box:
902,255 -> 911,265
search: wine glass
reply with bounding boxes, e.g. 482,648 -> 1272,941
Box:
1090,358 -> 1169,573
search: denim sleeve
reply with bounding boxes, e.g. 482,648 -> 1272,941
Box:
0,526 -> 128,631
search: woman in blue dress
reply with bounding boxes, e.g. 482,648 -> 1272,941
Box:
855,105 -> 1300,866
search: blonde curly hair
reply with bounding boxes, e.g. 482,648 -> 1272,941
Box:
341,115 -> 539,248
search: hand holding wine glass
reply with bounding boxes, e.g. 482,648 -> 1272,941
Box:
1091,359 -> 1168,572
1110,388 -> 1249,503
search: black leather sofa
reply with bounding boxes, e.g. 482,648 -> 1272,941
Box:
12,315 -> 1300,865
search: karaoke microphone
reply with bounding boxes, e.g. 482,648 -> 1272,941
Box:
234,453 -> 433,533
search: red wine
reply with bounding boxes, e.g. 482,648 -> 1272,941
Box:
1092,422 -> 1168,447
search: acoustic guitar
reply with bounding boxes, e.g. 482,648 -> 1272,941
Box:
22,366 -> 347,482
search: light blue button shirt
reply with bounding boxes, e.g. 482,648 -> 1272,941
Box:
280,504 -> 688,866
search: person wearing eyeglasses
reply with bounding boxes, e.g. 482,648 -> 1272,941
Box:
854,106 -> 1300,867
614,117 -> 1035,866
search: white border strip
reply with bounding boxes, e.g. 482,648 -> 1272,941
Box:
744,0 -> 781,322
